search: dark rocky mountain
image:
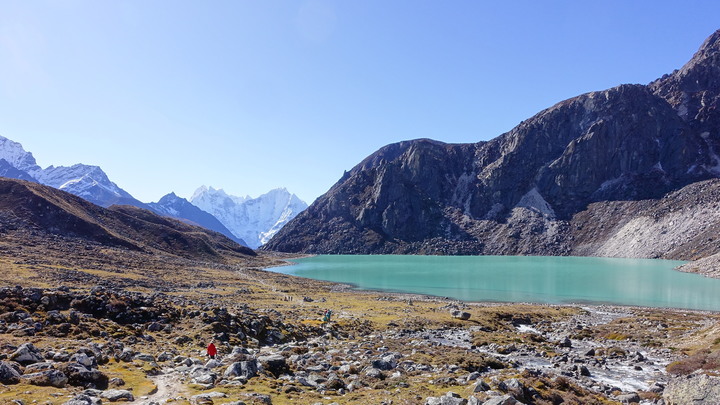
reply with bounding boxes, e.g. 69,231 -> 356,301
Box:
264,29 -> 720,258
0,159 -> 36,182
0,177 -> 255,259
148,192 -> 249,247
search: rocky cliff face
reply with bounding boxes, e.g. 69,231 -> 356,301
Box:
264,29 -> 720,257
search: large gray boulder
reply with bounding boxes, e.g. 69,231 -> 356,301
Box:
425,391 -> 467,405
70,352 -> 97,368
191,367 -> 217,385
62,394 -> 102,405
372,354 -> 397,371
100,389 -> 135,401
258,354 -> 289,377
482,395 -> 520,405
21,369 -> 68,388
10,343 -> 44,365
0,361 -> 21,384
59,362 -> 109,389
664,374 -> 720,404
224,360 -> 258,379
498,378 -> 525,400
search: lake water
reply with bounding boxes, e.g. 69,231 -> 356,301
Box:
268,255 -> 720,311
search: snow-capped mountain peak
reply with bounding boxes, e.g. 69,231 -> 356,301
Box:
0,135 -> 41,174
33,163 -> 143,207
189,186 -> 308,249
148,192 -> 249,247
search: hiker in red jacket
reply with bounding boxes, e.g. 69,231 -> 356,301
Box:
207,342 -> 217,359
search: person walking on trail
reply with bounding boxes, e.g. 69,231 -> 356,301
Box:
207,342 -> 217,359
322,309 -> 332,323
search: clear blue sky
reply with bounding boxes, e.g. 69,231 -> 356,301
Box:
1,1 -> 719,204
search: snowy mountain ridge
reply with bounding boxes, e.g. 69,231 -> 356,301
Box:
190,186 -> 308,249
0,136 -> 42,174
148,192 -> 249,247
0,135 -> 141,207
0,134 -> 306,248
34,163 -> 143,207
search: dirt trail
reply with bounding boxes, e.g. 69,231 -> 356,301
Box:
128,371 -> 185,404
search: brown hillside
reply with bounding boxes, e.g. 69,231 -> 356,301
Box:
0,177 -> 255,260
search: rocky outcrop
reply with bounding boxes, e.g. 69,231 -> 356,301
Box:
264,29 -> 720,257
664,374 -> 720,404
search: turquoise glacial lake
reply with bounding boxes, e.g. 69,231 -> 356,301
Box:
268,255 -> 720,311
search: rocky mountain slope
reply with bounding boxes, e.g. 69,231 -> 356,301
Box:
264,29 -> 720,259
148,192 -> 249,246
191,186 -> 308,249
0,177 -> 255,259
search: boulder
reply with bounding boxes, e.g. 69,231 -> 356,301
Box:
451,310 -> 471,321
62,394 -> 102,405
133,353 -> 156,362
241,393 -> 271,404
191,391 -> 228,404
21,369 -> 68,388
60,362 -> 109,389
118,348 -> 135,362
191,368 -> 217,385
498,378 -> 524,399
71,353 -> 97,368
482,395 -> 520,405
558,337 -> 572,348
579,365 -> 591,377
100,389 -> 135,402
24,362 -> 54,372
157,351 -> 174,362
109,377 -> 126,387
425,391 -> 467,405
616,392 -> 640,403
664,374 -> 720,404
325,374 -> 346,390
224,360 -> 258,379
372,357 -> 396,371
0,361 -> 21,384
10,343 -> 44,365
364,367 -> 384,379
473,380 -> 491,392
258,354 -> 289,377
205,359 -> 222,369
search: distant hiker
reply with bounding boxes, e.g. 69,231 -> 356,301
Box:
322,309 -> 332,323
207,342 -> 217,359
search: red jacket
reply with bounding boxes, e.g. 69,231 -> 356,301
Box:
207,343 -> 217,357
